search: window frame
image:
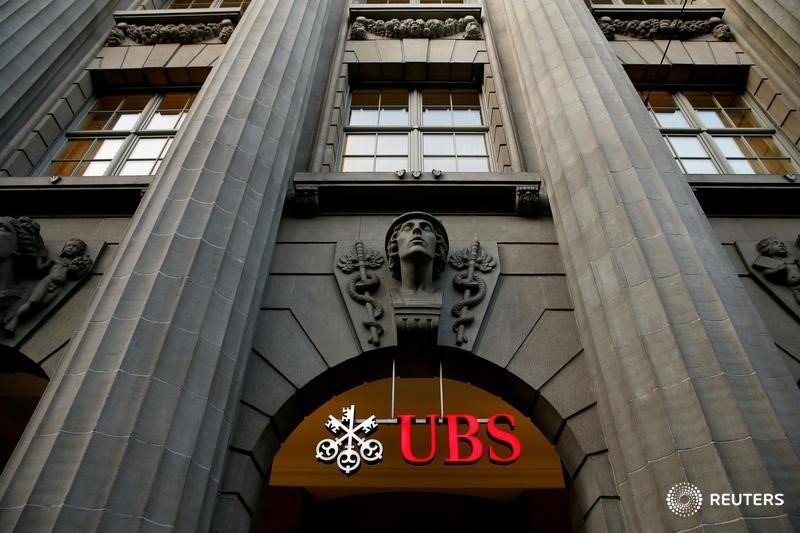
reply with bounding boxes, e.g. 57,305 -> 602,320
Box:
641,90 -> 799,175
39,90 -> 198,179
164,0 -> 250,9
340,85 -> 493,173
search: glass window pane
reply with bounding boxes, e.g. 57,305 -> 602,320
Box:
643,91 -> 675,108
349,109 -> 379,126
375,157 -> 408,171
381,89 -> 408,106
376,134 -> 408,155
80,112 -> 113,131
725,109 -> 758,128
146,112 -> 181,130
712,137 -> 749,158
158,92 -> 194,111
745,137 -> 783,158
451,91 -> 479,106
680,159 -> 718,174
92,138 -> 124,160
685,92 -> 715,108
119,160 -> 156,176
455,134 -> 487,155
129,138 -> 168,159
714,93 -> 746,108
351,90 -> 379,107
47,161 -> 78,176
452,108 -> 482,126
653,110 -> 689,128
57,139 -> 93,160
422,89 -> 450,106
342,157 -> 374,172
457,157 -> 490,171
668,137 -> 708,158
424,157 -> 457,172
344,135 -> 376,155
423,134 -> 455,155
696,110 -> 728,128
763,159 -> 797,174
727,159 -> 760,174
120,94 -> 152,111
378,108 -> 408,126
110,113 -> 141,131
81,161 -> 110,176
422,108 -> 452,126
93,95 -> 124,112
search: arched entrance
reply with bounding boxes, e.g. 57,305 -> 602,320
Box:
212,351 -> 624,532
265,376 -> 571,532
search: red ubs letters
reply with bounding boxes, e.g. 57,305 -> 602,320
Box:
398,413 -> 522,465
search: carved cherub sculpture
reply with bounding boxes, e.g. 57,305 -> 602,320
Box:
753,235 -> 800,305
3,238 -> 93,334
385,212 -> 449,294
0,216 -> 49,303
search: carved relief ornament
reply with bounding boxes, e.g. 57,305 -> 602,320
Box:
106,19 -> 235,46
349,15 -> 483,41
597,16 -> 733,41
0,216 -> 94,340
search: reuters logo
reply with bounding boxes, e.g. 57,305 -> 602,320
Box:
666,482 -> 703,517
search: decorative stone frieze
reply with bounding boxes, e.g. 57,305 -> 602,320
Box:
597,16 -> 733,41
349,15 -> 482,41
105,19 -> 235,46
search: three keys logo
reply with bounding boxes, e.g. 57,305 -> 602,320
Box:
666,482 -> 703,517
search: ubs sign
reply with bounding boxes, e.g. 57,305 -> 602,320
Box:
315,405 -> 521,476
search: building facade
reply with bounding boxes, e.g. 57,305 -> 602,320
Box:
0,0 -> 798,531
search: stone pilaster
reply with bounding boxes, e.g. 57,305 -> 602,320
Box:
0,0 -> 345,531
487,0 -> 800,530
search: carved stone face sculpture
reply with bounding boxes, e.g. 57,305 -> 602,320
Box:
386,211 -> 448,293
61,238 -> 87,258
757,237 -> 788,258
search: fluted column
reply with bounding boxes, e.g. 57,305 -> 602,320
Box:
0,0 -> 131,158
0,0 -> 345,531
487,0 -> 800,531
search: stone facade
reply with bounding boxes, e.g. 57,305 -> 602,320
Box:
0,0 -> 798,532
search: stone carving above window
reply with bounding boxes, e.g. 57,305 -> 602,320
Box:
348,15 -> 482,41
0,217 -> 96,341
106,19 -> 235,46
597,16 -> 733,41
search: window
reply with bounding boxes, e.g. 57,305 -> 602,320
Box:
342,87 -> 490,172
592,0 -> 675,5
640,91 -> 798,175
46,92 -> 197,177
167,0 -> 250,9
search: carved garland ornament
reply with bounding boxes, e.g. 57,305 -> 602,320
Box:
597,16 -> 733,42
349,15 -> 483,40
106,20 -> 235,46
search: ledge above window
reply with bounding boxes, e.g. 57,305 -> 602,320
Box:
290,171 -> 542,217
112,8 -> 241,26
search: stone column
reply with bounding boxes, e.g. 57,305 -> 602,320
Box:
0,0 -> 131,162
487,0 -> 800,530
0,0 -> 345,531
